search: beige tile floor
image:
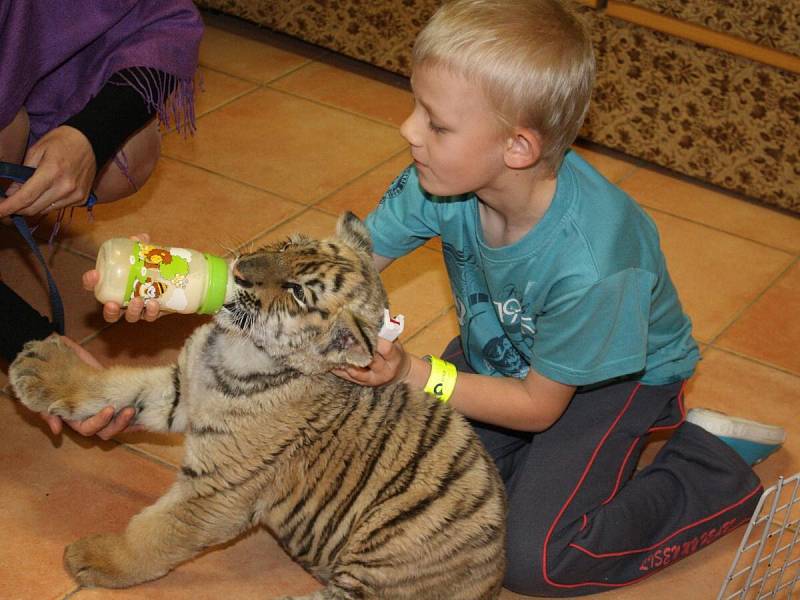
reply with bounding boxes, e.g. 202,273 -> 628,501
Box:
1,12 -> 799,600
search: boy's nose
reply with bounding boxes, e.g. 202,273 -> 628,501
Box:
399,113 -> 421,147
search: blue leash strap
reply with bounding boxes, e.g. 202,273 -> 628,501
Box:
0,161 -> 98,336
9,214 -> 66,335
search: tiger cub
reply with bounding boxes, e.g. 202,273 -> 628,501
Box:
10,212 -> 506,600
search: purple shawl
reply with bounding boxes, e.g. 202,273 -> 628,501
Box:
0,0 -> 203,141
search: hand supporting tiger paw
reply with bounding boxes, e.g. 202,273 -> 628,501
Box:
9,335 -> 109,421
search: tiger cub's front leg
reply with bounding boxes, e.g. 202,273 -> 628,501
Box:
63,476 -> 259,588
9,335 -> 186,432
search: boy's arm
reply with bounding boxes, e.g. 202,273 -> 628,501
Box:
339,339 -> 575,433
373,253 -> 394,271
361,248 -> 574,431
404,354 -> 575,432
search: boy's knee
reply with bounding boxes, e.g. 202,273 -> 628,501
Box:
505,557 -> 600,598
503,555 -> 551,597
502,526 -> 593,597
501,528 -> 554,596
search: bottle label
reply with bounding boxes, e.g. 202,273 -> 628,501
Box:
125,243 -> 195,312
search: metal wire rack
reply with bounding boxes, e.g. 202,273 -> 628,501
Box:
718,472 -> 800,599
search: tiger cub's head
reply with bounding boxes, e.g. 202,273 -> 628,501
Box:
218,212 -> 389,373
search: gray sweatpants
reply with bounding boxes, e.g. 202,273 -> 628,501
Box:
442,338 -> 761,597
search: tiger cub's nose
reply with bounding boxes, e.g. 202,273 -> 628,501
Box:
233,274 -> 254,288
233,254 -> 280,288
231,262 -> 255,288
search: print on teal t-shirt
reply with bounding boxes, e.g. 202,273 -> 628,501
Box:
365,151 -> 700,387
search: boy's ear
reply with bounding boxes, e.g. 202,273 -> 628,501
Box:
504,127 -> 542,169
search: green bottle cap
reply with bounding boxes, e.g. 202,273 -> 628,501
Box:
199,254 -> 229,315
124,241 -> 145,304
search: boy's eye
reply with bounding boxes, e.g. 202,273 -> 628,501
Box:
428,121 -> 447,134
281,282 -> 305,305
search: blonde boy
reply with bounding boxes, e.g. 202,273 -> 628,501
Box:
341,0 -> 784,595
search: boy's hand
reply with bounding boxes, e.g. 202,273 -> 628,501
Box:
333,337 -> 411,387
37,337 -> 141,439
82,233 -> 163,323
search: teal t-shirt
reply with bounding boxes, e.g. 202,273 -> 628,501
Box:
365,151 -> 699,386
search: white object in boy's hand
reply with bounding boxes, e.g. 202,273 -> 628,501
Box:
379,309 -> 405,342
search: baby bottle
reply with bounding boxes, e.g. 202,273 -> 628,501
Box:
93,239 -> 235,314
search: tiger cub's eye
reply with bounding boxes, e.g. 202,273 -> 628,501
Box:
282,282 -> 305,304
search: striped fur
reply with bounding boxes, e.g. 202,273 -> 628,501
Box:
9,212 -> 506,599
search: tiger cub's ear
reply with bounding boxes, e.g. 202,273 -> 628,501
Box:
336,211 -> 373,255
327,309 -> 374,367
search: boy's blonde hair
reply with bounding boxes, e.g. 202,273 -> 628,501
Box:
413,0 -> 595,173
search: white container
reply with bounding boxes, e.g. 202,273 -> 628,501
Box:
93,238 -> 235,314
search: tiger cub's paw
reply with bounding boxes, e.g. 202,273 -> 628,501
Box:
64,533 -> 148,588
9,335 -> 96,419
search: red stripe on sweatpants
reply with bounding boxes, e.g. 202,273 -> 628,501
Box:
568,484 -> 762,558
541,383 -> 642,589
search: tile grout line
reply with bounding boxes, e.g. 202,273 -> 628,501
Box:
309,146 -> 410,216
263,83 -> 409,131
155,155 -> 306,207
75,321 -> 119,347
704,344 -> 800,381
610,165 -> 641,187
704,254 -> 798,347
261,58 -> 316,86
202,56 -> 408,131
231,204 -> 320,253
119,442 -> 180,472
403,304 -> 457,347
640,204 -> 800,256
61,586 -> 81,599
199,56 -> 314,87
191,85 -> 260,120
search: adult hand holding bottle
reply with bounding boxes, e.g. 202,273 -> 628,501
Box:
82,234 -> 163,323
82,234 -> 235,323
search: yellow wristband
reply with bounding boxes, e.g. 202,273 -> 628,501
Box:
423,355 -> 458,403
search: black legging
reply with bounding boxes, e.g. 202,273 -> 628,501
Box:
0,280 -> 57,365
